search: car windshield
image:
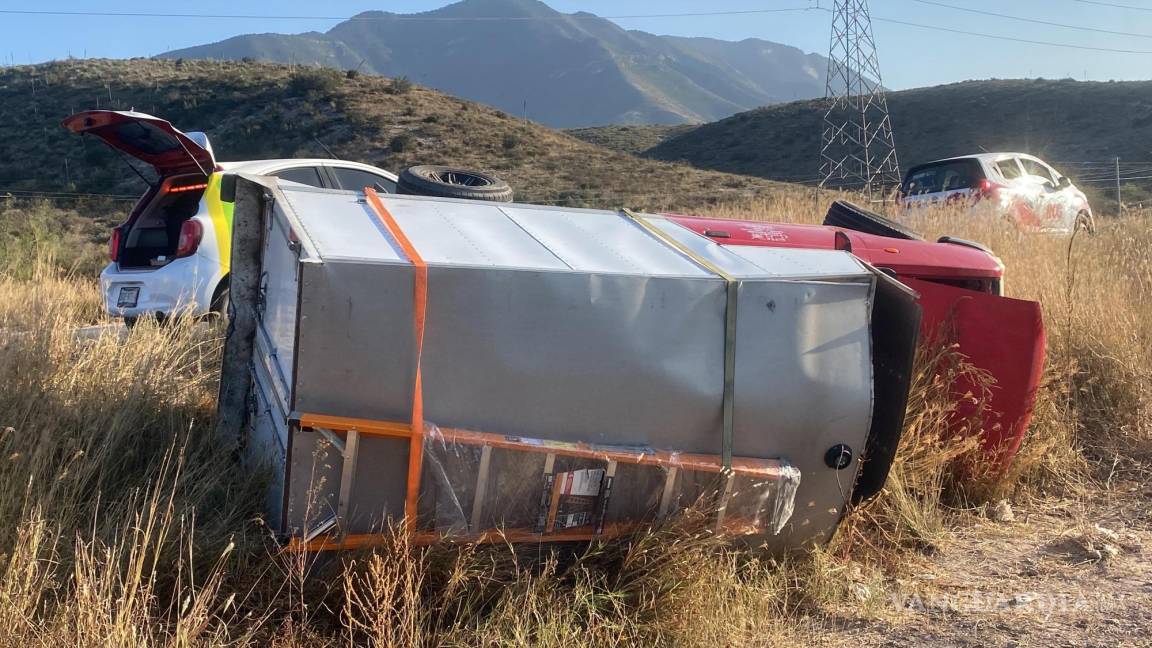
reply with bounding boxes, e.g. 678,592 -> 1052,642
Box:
903,159 -> 985,195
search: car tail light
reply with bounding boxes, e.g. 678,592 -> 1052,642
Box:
834,230 -> 853,252
175,220 -> 203,258
108,226 -> 122,261
977,178 -> 1002,200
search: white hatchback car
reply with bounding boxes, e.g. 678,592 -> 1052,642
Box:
896,153 -> 1095,234
64,110 -> 398,323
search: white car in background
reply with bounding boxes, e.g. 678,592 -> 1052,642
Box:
64,110 -> 398,324
896,153 -> 1095,234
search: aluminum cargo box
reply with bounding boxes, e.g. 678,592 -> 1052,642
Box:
218,176 -> 919,553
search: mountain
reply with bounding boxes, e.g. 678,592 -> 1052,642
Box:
0,58 -> 787,211
647,79 -> 1152,188
157,0 -> 830,128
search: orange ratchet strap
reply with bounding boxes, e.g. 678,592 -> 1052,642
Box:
364,187 -> 427,532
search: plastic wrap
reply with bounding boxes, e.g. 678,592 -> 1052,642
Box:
417,424 -> 801,540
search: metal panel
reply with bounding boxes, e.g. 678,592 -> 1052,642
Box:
295,260 -> 727,450
277,187 -> 715,277
419,269 -> 725,448
280,188 -> 405,265
255,210 -> 301,411
284,428 -> 342,535
247,367 -> 287,529
495,204 -> 711,276
730,279 -> 875,549
383,199 -> 572,270
293,260 -> 417,426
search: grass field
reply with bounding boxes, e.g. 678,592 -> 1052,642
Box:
0,196 -> 1147,646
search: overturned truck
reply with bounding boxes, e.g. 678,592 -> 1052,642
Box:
217,175 -> 921,552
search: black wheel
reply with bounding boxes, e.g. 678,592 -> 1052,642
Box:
123,317 -> 137,329
823,200 -> 923,241
209,278 -> 230,320
1075,211 -> 1096,235
396,165 -> 513,202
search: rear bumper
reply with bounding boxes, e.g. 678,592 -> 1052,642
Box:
99,256 -> 222,319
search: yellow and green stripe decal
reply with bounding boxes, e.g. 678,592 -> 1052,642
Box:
204,173 -> 236,274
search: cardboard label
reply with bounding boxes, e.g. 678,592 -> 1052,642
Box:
554,468 -> 604,529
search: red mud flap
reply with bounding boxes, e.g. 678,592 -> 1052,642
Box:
905,279 -> 1046,468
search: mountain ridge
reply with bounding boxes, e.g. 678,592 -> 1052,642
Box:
158,0 -> 829,127
645,78 -> 1152,206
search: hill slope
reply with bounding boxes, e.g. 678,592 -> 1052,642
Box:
565,124 -> 697,156
158,0 -> 829,128
648,79 -> 1152,184
0,58 -> 786,211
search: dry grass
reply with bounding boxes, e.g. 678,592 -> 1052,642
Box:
0,196 -> 1147,645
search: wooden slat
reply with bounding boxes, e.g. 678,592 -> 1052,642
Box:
658,466 -> 679,518
299,413 -> 411,439
713,470 -> 736,532
337,429 -> 360,527
469,444 -> 493,532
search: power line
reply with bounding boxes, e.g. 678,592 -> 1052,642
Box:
0,7 -> 820,22
909,0 -> 1152,40
866,13 -> 1152,54
1072,0 -> 1152,11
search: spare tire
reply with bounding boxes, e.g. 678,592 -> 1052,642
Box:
823,200 -> 922,240
397,165 -> 513,203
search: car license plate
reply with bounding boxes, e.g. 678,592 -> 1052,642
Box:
116,286 -> 140,308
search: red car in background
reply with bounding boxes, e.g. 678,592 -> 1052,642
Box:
669,201 -> 1046,477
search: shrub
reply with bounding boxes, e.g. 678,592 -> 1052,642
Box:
502,133 -> 520,150
288,69 -> 340,98
388,76 -> 413,95
346,69 -> 360,80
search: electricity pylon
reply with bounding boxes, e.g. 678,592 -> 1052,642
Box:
819,0 -> 901,196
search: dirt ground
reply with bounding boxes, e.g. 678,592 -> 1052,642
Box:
816,485 -> 1152,647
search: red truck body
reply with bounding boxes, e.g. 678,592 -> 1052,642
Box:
667,215 -> 1046,468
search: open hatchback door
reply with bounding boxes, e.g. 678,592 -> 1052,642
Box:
62,110 -> 215,177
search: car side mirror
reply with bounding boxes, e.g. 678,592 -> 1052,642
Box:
1057,176 -> 1071,189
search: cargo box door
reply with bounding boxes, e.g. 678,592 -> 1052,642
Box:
253,198 -> 303,419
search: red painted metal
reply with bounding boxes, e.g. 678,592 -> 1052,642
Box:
904,279 -> 1046,465
667,216 -> 1003,280
667,213 -> 1045,468
61,110 -> 215,177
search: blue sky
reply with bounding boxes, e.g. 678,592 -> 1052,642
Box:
1,0 -> 1150,89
